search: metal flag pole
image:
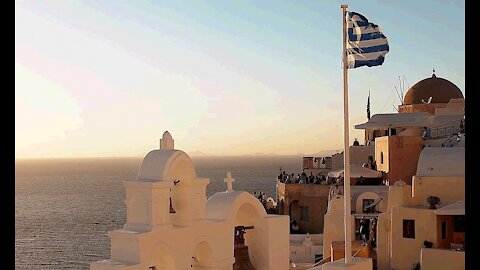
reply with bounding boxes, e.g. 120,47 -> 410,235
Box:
340,4 -> 352,264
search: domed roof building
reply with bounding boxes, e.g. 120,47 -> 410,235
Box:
403,73 -> 463,105
90,132 -> 290,270
398,71 -> 464,114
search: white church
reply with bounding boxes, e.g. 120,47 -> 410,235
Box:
90,131 -> 290,270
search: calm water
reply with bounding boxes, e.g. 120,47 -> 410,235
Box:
15,155 -> 301,269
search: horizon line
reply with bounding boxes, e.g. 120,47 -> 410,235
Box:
15,151 -> 341,161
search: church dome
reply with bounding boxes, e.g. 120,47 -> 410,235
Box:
403,73 -> 463,105
137,149 -> 196,181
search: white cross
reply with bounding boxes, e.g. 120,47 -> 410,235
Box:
224,172 -> 235,192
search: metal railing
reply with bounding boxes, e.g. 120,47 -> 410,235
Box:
429,125 -> 461,138
427,118 -> 464,139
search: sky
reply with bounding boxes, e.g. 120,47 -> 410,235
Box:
15,0 -> 465,158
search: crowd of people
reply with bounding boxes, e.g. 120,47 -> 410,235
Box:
277,170 -> 332,184
251,191 -> 277,214
253,191 -> 267,203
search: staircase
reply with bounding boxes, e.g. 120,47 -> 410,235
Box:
441,133 -> 464,147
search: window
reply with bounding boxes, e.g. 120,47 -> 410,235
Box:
380,152 -> 384,164
149,267 -> 156,270
454,216 -> 465,232
403,219 -> 415,239
442,221 -> 447,240
300,206 -> 309,222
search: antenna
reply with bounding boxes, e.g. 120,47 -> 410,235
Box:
400,76 -> 404,101
400,76 -> 403,98
394,86 -> 403,105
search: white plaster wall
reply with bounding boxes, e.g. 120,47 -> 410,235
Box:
101,220 -> 234,270
322,196 -> 355,258
93,140 -> 289,270
264,216 -> 290,270
109,231 -> 142,264
420,248 -> 465,270
126,192 -> 149,226
320,257 -> 372,270
171,179 -> 194,227
123,181 -> 173,232
190,179 -> 210,222
95,190 -> 290,270
331,146 -> 375,171
390,207 -> 437,270
386,185 -> 414,212
411,176 -> 465,207
375,213 -> 391,270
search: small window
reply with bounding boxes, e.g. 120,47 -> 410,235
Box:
380,152 -> 384,164
403,219 -> 415,239
149,267 -> 156,270
442,221 -> 447,240
454,216 -> 465,232
300,206 -> 309,222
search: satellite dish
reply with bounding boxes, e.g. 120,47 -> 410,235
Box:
422,97 -> 432,104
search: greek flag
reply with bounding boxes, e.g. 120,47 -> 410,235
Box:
346,11 -> 389,69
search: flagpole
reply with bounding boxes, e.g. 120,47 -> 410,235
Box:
340,4 -> 352,264
367,90 -> 371,120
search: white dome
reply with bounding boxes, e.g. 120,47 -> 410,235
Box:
137,149 -> 196,181
416,147 -> 464,177
206,191 -> 267,221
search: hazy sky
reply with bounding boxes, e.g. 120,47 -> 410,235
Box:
15,0 -> 465,158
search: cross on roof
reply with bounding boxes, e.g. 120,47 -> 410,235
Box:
224,172 -> 235,192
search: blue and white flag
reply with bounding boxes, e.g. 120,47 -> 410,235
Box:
346,11 -> 389,69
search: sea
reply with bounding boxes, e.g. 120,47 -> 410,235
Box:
15,155 -> 301,270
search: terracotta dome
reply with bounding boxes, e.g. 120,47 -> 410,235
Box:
403,73 -> 463,105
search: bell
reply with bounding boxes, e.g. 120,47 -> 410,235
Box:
169,197 -> 176,214
233,245 -> 257,270
233,226 -> 256,270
